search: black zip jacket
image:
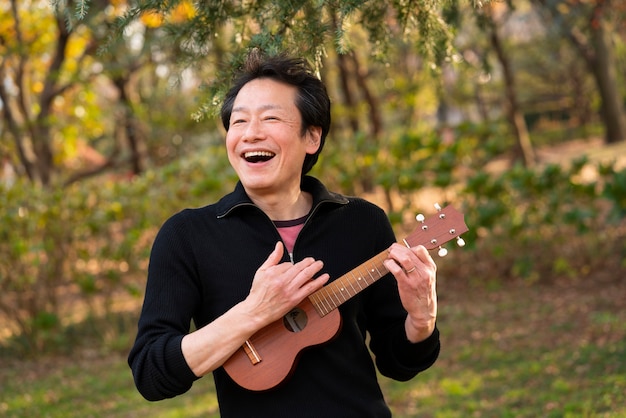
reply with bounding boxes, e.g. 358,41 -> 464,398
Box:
128,176 -> 440,417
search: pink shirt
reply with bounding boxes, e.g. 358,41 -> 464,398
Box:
274,215 -> 308,259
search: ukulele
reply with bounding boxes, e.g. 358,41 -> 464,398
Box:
222,204 -> 468,391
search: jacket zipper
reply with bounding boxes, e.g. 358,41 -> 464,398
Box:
218,198 -> 343,264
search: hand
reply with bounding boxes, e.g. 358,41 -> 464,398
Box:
245,242 -> 330,326
383,243 -> 437,343
181,242 -> 328,377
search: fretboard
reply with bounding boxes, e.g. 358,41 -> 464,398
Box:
308,251 -> 389,317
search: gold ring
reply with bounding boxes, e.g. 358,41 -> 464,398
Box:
406,266 -> 416,274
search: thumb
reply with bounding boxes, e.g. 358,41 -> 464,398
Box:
258,242 -> 285,270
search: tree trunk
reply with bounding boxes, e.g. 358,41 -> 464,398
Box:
588,18 -> 626,143
487,11 -> 536,167
533,0 -> 626,144
350,52 -> 381,192
118,78 -> 144,175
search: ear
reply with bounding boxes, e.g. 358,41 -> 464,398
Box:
305,126 -> 323,154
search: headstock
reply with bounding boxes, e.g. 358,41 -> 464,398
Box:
403,203 -> 468,257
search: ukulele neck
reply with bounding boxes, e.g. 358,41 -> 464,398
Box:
307,204 -> 468,319
308,251 -> 389,317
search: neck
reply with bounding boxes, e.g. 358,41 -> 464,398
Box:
248,188 -> 313,221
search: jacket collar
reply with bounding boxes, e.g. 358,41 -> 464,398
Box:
215,176 -> 348,218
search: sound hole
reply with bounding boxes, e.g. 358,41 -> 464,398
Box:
283,307 -> 308,333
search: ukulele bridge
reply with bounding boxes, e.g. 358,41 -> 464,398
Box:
243,340 -> 262,365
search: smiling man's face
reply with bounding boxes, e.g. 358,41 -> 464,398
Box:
225,78 -> 321,198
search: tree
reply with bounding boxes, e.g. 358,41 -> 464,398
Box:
0,0 -> 207,186
103,0 -> 459,119
1,0 -> 76,185
0,0 -> 140,186
531,0 -> 626,144
474,2 -> 537,167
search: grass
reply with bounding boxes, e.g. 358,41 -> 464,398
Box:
1,277 -> 625,417
0,349 -> 220,418
384,277 -> 626,418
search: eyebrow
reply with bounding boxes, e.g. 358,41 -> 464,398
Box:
231,104 -> 283,113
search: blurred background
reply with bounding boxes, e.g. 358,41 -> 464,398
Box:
1,0 -> 625,416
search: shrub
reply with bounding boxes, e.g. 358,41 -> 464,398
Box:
0,145 -> 235,354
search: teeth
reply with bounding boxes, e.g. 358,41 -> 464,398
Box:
243,151 -> 275,163
244,151 -> 275,159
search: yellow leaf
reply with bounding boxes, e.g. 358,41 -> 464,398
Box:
32,81 -> 44,94
170,1 -> 195,23
141,11 -> 164,28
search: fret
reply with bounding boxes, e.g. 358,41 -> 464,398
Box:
352,271 -> 365,291
365,265 -> 376,281
359,274 -> 374,287
337,279 -> 353,299
333,281 -> 348,303
373,261 -> 385,277
326,282 -> 340,306
319,287 -> 336,310
309,292 -> 328,316
347,276 -> 359,295
324,286 -> 340,309
353,267 -> 366,286
349,271 -> 362,289
337,281 -> 349,301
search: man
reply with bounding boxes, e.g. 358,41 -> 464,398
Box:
128,51 -> 440,417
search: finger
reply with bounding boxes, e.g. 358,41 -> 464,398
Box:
299,272 -> 330,295
387,244 -> 417,273
258,242 -> 285,271
288,258 -> 325,287
412,245 -> 436,269
383,258 -> 404,276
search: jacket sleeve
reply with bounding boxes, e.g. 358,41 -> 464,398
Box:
364,211 -> 441,381
128,211 -> 201,401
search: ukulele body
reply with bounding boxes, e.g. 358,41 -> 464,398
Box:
222,297 -> 342,391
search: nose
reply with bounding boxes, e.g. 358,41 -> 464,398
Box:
241,118 -> 266,142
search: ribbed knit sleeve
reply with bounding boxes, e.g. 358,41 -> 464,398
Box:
361,206 -> 441,382
128,211 -> 201,401
377,324 -> 440,380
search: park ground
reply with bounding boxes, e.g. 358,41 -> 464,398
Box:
1,275 -> 624,417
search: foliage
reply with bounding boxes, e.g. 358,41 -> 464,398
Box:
100,0 -> 461,120
0,143 -> 235,353
320,119 -> 625,285
454,143 -> 625,283
4,0 -> 623,191
0,0 -> 211,186
2,119 -> 625,353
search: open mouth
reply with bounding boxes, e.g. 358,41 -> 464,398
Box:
243,151 -> 275,163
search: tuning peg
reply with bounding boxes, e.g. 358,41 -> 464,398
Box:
434,203 -> 442,211
415,213 -> 429,231
438,246 -> 448,257
457,237 -> 466,247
